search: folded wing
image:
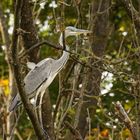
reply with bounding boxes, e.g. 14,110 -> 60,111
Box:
24,58 -> 54,94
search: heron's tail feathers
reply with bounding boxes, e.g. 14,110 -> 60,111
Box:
9,95 -> 21,112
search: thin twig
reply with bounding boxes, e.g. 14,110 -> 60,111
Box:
15,128 -> 23,140
19,39 -> 84,59
0,4 -> 11,48
115,101 -> 137,140
9,109 -> 23,140
19,40 -> 62,59
64,121 -> 83,140
122,0 -> 140,29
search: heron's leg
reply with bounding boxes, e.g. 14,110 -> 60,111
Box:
35,86 -> 42,122
38,90 -> 45,128
35,88 -> 49,137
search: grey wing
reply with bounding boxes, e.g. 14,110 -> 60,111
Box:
24,58 -> 54,94
36,58 -> 50,67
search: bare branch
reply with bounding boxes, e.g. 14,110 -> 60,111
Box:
115,101 -> 137,140
64,121 -> 83,140
19,40 -> 63,59
9,0 -> 47,139
0,4 -> 11,49
122,0 -> 140,26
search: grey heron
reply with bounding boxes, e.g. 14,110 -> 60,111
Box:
9,26 -> 91,112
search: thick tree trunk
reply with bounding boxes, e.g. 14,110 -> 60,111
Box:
19,0 -> 55,138
20,0 -> 39,62
41,89 -> 55,140
76,0 -> 111,138
10,0 -> 47,139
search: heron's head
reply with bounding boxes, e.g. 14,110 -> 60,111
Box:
65,26 -> 92,37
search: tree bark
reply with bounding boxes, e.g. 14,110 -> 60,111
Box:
41,89 -> 55,140
76,0 -> 111,138
20,0 -> 39,62
19,0 -> 56,139
9,0 -> 47,139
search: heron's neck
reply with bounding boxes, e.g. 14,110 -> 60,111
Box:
57,33 -> 69,65
59,33 -> 69,49
59,33 -> 70,55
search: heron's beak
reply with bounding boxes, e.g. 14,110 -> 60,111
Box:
74,28 -> 92,35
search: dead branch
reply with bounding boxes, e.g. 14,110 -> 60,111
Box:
115,101 -> 137,140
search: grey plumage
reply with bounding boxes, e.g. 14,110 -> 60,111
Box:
9,26 -> 91,111
24,58 -> 53,94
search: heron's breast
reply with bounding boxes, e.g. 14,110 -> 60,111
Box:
41,73 -> 57,92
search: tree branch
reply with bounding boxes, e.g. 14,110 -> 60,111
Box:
115,101 -> 137,140
41,89 -> 55,140
75,0 -> 111,138
0,4 -> 11,49
19,39 -> 83,59
0,2 -> 18,139
121,0 -> 140,28
20,0 -> 39,62
10,0 -> 46,139
64,121 -> 83,140
19,40 -> 63,59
